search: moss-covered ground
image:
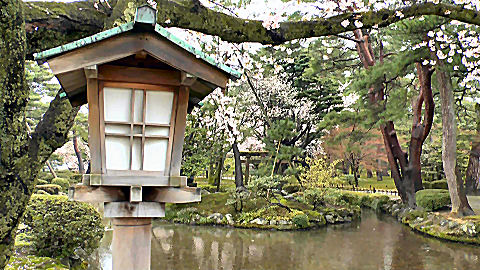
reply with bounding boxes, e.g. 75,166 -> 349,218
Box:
163,190 -> 360,230
6,256 -> 68,270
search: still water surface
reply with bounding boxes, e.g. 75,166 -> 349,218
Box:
94,211 -> 480,270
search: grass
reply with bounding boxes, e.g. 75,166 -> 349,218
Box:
192,174 -> 397,192
356,176 -> 396,190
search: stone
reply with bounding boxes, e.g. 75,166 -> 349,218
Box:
335,216 -> 344,223
283,194 -> 295,201
344,216 -> 352,222
251,218 -> 268,225
281,190 -> 289,196
325,215 -> 335,224
448,221 -> 458,229
207,213 -> 224,224
270,220 -> 277,225
278,220 -> 289,225
201,189 -> 211,195
462,223 -> 477,237
225,214 -> 234,226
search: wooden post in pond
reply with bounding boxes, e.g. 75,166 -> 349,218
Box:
35,5 -> 240,270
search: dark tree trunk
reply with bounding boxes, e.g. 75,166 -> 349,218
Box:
232,143 -> 244,188
342,161 -> 349,174
353,30 -> 434,208
376,171 -> 383,181
366,169 -> 373,178
465,103 -> 480,194
350,155 -> 359,187
213,154 -> 225,192
72,131 -> 85,174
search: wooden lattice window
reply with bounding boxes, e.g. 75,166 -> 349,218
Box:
100,83 -> 177,174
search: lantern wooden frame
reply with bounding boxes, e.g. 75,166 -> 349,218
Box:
34,5 -> 240,219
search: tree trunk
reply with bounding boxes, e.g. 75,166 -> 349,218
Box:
376,171 -> 383,181
435,57 -> 474,217
72,131 -> 85,174
213,154 -> 225,192
342,161 -> 349,175
465,103 -> 480,194
232,143 -> 244,188
245,156 -> 250,185
353,30 -> 434,207
207,162 -> 214,185
46,159 -> 58,179
366,169 -> 373,178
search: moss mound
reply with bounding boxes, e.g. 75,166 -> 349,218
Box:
416,189 -> 451,211
6,255 -> 68,270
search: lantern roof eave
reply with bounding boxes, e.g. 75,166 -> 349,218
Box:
33,19 -> 241,80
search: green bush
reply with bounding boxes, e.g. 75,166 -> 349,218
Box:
173,207 -> 199,223
35,184 -> 62,195
292,213 -> 309,228
431,180 -> 448,190
51,178 -> 70,193
416,189 -> 451,211
23,195 -> 104,263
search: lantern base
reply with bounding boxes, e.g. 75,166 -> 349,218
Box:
112,218 -> 152,270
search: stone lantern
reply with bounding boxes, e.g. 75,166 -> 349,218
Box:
34,5 -> 240,270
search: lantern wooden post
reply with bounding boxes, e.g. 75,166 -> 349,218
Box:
35,5 -> 240,270
112,218 -> 152,270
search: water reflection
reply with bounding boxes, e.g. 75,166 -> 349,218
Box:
95,211 -> 480,270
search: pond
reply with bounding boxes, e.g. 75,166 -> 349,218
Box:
93,211 -> 479,270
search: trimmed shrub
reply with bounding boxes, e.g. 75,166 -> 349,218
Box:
416,189 -> 451,211
37,179 -> 48,185
422,181 -> 432,189
431,180 -> 448,190
292,213 -> 309,228
23,195 -> 104,263
35,184 -> 62,195
51,178 -> 70,193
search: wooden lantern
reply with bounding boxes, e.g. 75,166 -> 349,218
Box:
34,5 -> 240,218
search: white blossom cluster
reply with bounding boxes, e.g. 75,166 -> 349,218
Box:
411,20 -> 480,89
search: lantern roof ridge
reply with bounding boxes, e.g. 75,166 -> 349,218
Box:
33,7 -> 241,79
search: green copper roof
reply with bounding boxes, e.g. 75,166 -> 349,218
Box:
34,22 -> 135,61
34,6 -> 241,79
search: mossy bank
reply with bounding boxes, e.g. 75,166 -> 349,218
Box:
159,187 -> 480,245
162,191 -> 361,230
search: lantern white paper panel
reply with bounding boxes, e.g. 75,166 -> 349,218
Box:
133,90 -> 144,123
105,136 -> 130,170
145,91 -> 174,124
104,87 -> 131,122
105,124 -> 130,135
143,139 -> 168,171
145,127 -> 170,137
131,138 -> 142,170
